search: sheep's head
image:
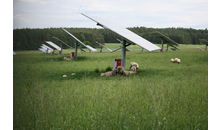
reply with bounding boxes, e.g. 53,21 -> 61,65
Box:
117,66 -> 125,75
130,62 -> 139,69
130,66 -> 137,72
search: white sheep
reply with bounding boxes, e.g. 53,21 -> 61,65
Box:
171,58 -> 175,63
130,62 -> 139,69
176,58 -> 181,63
174,58 -> 179,62
130,66 -> 137,72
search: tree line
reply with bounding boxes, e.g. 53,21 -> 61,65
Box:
13,27 -> 208,50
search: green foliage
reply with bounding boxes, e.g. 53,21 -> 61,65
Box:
13,27 -> 208,50
94,68 -> 99,73
105,66 -> 112,72
13,46 -> 208,129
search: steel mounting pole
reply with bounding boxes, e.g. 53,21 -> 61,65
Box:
61,43 -> 63,55
121,39 -> 126,69
161,40 -> 163,52
75,41 -> 77,60
167,44 -> 168,51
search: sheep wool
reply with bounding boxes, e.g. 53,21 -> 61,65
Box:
100,71 -> 113,76
171,58 -> 175,62
123,71 -> 137,76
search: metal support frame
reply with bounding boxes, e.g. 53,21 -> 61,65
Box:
161,40 -> 164,52
121,40 -> 126,69
60,43 -> 63,55
75,41 -> 78,60
100,46 -> 103,53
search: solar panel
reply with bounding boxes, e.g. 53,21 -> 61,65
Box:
45,41 -> 61,50
151,31 -> 179,46
81,13 -> 160,52
62,28 -> 97,52
39,48 -> 47,53
42,44 -> 53,51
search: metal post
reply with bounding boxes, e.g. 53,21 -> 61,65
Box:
161,40 -> 163,52
167,44 -> 168,51
75,41 -> 77,60
61,43 -> 63,55
100,46 -> 102,53
121,40 -> 126,69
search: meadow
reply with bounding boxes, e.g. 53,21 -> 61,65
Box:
13,44 -> 208,129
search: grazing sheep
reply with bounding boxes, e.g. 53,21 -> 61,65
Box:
176,58 -> 181,63
174,58 -> 179,62
130,66 -> 137,72
171,58 -> 175,62
63,57 -> 67,60
117,66 -> 125,75
130,62 -> 139,69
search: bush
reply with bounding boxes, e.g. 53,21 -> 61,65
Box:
105,66 -> 112,72
94,68 -> 99,73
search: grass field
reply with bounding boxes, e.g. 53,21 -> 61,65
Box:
13,44 -> 208,129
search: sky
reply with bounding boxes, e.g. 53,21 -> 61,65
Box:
13,0 -> 208,29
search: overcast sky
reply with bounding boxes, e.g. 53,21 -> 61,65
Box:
13,0 -> 208,29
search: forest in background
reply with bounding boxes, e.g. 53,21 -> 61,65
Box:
13,27 -> 208,50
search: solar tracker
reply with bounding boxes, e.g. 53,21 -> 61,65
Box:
95,41 -> 113,52
151,31 -> 179,46
39,48 -> 47,53
53,36 -> 73,48
62,28 -> 97,52
81,13 -> 160,52
81,13 -> 160,68
45,41 -> 61,50
151,31 -> 179,52
42,44 -> 53,51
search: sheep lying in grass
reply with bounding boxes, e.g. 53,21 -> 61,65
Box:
123,71 -> 137,76
101,69 -> 117,76
130,62 -> 139,69
101,65 -> 137,76
63,57 -> 73,61
171,58 -> 181,63
175,58 -> 181,63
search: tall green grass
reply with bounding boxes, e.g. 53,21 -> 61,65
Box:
13,45 -> 208,129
